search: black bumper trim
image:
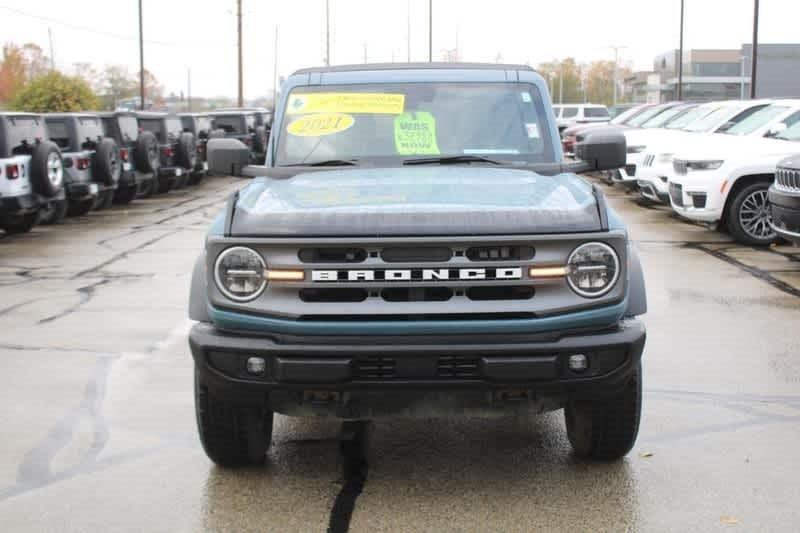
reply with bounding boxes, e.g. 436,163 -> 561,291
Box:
769,186 -> 800,242
190,319 -> 645,397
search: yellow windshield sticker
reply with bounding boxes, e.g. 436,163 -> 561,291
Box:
286,113 -> 354,137
287,93 -> 405,115
394,111 -> 440,155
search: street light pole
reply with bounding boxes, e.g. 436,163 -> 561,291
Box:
559,64 -> 564,104
750,0 -> 760,98
677,0 -> 684,101
138,0 -> 145,110
610,45 -> 627,106
237,0 -> 243,107
407,0 -> 411,62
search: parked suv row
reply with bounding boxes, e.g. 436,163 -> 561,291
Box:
0,110 -> 212,235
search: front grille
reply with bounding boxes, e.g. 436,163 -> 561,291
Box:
355,356 -> 397,379
775,167 -> 800,193
642,154 -> 655,167
466,245 -> 534,261
673,160 -> 688,175
436,355 -> 480,378
670,183 -> 684,207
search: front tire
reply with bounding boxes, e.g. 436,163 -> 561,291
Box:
194,368 -> 272,467
565,364 -> 642,461
725,181 -> 776,246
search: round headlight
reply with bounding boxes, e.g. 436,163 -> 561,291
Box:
566,242 -> 620,298
214,246 -> 267,302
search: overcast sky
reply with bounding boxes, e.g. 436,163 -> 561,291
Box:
2,0 -> 799,99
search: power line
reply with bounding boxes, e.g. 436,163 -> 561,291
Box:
0,5 -> 176,46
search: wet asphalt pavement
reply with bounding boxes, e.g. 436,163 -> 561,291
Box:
1,176 -> 799,532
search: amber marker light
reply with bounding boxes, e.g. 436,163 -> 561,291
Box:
528,266 -> 568,278
266,270 -> 305,281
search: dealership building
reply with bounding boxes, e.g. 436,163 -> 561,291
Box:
625,43 -> 800,103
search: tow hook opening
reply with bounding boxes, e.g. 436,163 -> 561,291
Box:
304,390 -> 341,405
495,389 -> 531,402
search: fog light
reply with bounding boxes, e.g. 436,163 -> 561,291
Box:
246,356 -> 267,376
568,354 -> 589,372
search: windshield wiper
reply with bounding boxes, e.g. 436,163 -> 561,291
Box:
280,159 -> 359,167
403,155 -> 504,165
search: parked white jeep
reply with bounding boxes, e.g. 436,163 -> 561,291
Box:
0,112 -> 64,234
667,115 -> 800,245
635,100 -> 773,204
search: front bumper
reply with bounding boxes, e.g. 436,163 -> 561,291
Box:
636,165 -> 671,204
190,318 -> 646,418
769,185 -> 800,243
668,170 -> 727,223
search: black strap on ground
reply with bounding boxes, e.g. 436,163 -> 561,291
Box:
327,421 -> 369,533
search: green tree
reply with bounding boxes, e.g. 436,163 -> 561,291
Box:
537,58 -> 583,104
0,44 -> 27,104
11,71 -> 98,112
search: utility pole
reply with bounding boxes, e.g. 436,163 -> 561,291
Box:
740,56 -> 746,99
138,0 -> 145,110
428,0 -> 432,62
273,26 -> 279,103
363,42 -> 368,63
325,0 -> 330,66
610,45 -> 627,106
187,68 -> 192,112
677,0 -> 685,100
47,28 -> 55,70
559,64 -> 564,104
237,0 -> 243,107
750,0 -> 760,98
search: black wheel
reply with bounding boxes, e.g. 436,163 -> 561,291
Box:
175,132 -> 197,170
38,199 -> 68,225
1,212 -> 38,234
137,178 -> 156,199
92,138 -> 121,187
112,183 -> 138,205
194,368 -> 272,467
94,190 -> 115,210
134,131 -> 160,174
188,171 -> 205,186
67,198 -> 94,217
157,175 -> 174,194
565,364 -> 642,461
29,141 -> 64,198
725,181 -> 776,246
173,173 -> 189,190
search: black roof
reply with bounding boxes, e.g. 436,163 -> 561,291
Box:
292,62 -> 534,75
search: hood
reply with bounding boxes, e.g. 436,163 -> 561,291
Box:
230,166 -> 603,237
674,134 -> 799,161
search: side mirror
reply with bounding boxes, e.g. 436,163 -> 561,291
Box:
206,138 -> 250,176
765,123 -> 787,138
573,130 -> 626,171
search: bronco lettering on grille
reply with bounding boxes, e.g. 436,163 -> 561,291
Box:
311,267 -> 523,282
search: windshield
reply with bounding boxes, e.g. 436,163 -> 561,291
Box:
682,106 -> 734,132
641,106 -> 693,129
276,82 -> 555,166
214,116 -> 244,133
610,106 -> 645,125
664,106 -> 716,130
775,121 -> 800,142
627,105 -> 671,127
724,105 -> 789,136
